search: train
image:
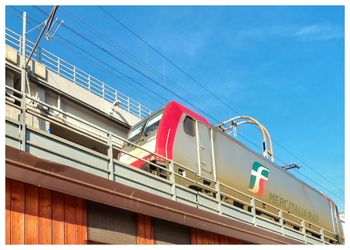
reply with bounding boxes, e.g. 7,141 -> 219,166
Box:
119,101 -> 344,244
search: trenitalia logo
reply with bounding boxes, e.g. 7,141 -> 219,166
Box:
248,161 -> 270,196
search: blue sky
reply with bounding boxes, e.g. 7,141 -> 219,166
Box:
5,6 -> 344,211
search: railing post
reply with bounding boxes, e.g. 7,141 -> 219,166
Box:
57,58 -> 61,75
169,160 -> 176,201
20,94 -> 27,151
38,47 -> 42,63
107,131 -> 114,181
279,210 -> 285,235
138,103 -> 141,118
215,181 -> 222,214
20,13 -> 27,151
88,75 -> 91,92
127,97 -> 130,112
102,82 -> 105,98
115,90 -> 118,103
73,66 -> 76,83
251,197 -> 257,226
320,228 -> 325,244
301,220 -> 307,243
20,12 -> 27,95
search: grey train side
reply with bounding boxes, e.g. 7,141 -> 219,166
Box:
120,107 -> 344,243
173,113 -> 343,241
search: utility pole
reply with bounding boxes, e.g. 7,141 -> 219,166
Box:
20,11 -> 27,151
21,11 -> 27,93
25,6 -> 59,68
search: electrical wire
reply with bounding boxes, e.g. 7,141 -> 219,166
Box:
61,22 -> 222,123
16,7 -> 270,160
97,6 -> 345,196
99,6 -> 242,116
273,140 -> 344,194
11,6 -> 166,107
35,6 -> 219,123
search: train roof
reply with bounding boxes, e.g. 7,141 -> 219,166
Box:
165,101 -> 210,125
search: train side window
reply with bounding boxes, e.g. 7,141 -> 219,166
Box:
184,116 -> 195,137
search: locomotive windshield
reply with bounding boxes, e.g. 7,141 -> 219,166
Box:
144,112 -> 163,136
127,123 -> 144,142
127,110 -> 164,143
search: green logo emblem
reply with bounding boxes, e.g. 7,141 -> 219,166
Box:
248,161 -> 270,195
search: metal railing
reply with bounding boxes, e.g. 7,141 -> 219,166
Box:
5,27 -> 152,119
4,85 -> 343,245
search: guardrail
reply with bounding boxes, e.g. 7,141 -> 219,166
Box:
4,85 -> 342,245
5,27 -> 152,119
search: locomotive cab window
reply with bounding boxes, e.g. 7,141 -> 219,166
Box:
127,123 -> 144,142
184,116 -> 195,136
144,112 -> 163,136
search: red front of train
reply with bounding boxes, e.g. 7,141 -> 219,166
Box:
119,101 -> 209,170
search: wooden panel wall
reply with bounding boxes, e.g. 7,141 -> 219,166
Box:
5,178 -> 87,245
5,178 -> 245,245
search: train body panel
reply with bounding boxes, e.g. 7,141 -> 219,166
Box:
173,114 -> 199,172
119,101 -> 343,242
212,127 -> 333,232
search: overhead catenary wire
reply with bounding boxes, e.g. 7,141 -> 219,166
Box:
272,140 -> 344,194
59,7 -> 216,117
62,25 -> 221,123
23,7 -> 280,160
10,6 -> 343,205
98,6 -> 241,117
97,6 -> 345,196
33,6 -> 215,121
33,8 -> 276,155
11,6 -> 166,108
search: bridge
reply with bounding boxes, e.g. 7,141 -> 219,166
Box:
5,28 -> 338,245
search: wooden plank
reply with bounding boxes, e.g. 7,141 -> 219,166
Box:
10,180 -> 25,244
25,184 -> 39,244
145,216 -> 154,244
207,232 -> 215,244
75,198 -> 87,244
209,232 -> 219,244
52,191 -> 65,244
38,188 -> 52,244
219,235 -> 229,244
193,229 -> 201,244
137,214 -> 154,244
213,233 -> 219,244
136,214 -> 144,244
195,229 -> 200,244
65,195 -> 76,244
5,179 -> 11,244
228,236 -> 244,244
191,228 -> 198,244
200,230 -> 208,244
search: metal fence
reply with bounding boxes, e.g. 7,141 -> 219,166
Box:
4,85 -> 342,245
5,27 -> 152,119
